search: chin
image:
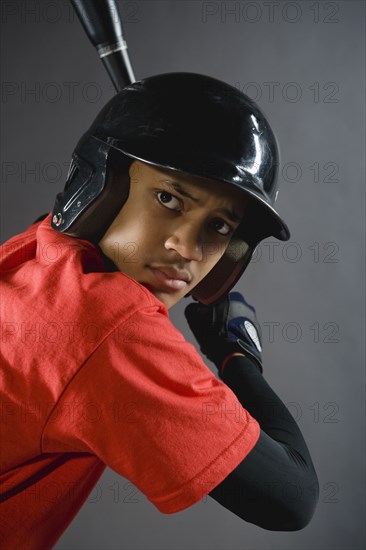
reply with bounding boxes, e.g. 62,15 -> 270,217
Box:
159,289 -> 191,309
139,285 -> 177,309
155,292 -> 179,309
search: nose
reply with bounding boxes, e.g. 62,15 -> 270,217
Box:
164,220 -> 204,262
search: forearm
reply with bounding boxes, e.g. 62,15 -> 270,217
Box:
221,354 -> 313,463
209,355 -> 319,530
185,293 -> 319,528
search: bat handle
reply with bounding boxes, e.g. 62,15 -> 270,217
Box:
98,39 -> 136,91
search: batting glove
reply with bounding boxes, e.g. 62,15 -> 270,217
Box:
185,291 -> 263,376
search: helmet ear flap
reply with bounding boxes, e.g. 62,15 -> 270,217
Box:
59,169 -> 130,244
52,136 -> 133,243
191,238 -> 254,305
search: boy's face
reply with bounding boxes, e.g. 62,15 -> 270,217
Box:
99,160 -> 247,309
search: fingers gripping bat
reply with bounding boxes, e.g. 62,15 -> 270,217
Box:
71,0 -> 136,91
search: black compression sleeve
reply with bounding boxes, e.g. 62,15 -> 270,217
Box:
209,356 -> 319,531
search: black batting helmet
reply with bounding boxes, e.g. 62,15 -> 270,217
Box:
51,72 -> 290,303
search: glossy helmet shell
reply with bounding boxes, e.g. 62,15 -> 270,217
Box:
52,72 -> 290,303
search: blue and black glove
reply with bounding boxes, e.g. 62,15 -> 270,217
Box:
185,292 -> 263,377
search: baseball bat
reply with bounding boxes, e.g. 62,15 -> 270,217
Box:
71,0 -> 136,92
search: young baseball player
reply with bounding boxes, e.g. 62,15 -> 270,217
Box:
0,73 -> 319,548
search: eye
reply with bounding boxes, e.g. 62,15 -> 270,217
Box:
157,191 -> 181,211
209,218 -> 232,236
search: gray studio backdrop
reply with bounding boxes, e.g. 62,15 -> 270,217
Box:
1,1 -> 365,549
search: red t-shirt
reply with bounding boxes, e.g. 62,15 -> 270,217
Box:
0,215 -> 260,549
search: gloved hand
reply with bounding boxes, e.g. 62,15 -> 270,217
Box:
185,291 -> 263,376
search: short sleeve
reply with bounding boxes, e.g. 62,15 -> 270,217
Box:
42,305 -> 260,513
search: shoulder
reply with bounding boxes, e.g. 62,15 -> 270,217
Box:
1,213 -> 170,364
35,214 -> 166,322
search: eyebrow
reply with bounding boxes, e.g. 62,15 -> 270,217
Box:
159,180 -> 242,223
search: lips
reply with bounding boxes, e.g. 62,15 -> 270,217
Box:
148,265 -> 192,291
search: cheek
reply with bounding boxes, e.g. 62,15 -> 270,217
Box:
196,247 -> 227,281
116,224 -> 146,265
100,218 -> 139,265
111,216 -> 164,266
